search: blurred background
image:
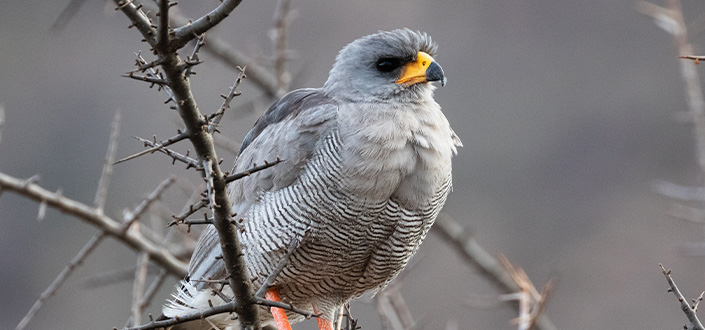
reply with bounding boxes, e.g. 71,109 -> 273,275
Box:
3,0 -> 705,329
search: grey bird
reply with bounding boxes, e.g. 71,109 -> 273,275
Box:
163,28 -> 462,330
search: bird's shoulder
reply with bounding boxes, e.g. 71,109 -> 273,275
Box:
229,88 -> 338,205
239,88 -> 337,154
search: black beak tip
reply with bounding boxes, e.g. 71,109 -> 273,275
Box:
426,61 -> 446,87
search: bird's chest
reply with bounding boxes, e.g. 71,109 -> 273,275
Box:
337,113 -> 453,207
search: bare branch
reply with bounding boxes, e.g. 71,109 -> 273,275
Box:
124,300 -> 240,330
209,66 -> 246,134
659,264 -> 705,330
122,72 -> 168,86
254,235 -> 300,298
15,234 -> 106,330
132,136 -> 200,169
172,200 -> 208,223
114,0 -> 157,47
432,215 -> 557,330
171,0 -> 244,49
140,1 -> 281,97
94,110 -> 121,212
114,131 -> 188,165
185,34 -> 206,77
0,172 -> 187,276
131,251 -> 150,326
681,55 -> 705,64
122,176 -> 177,231
139,269 -> 168,311
272,0 -> 294,92
225,157 -> 284,183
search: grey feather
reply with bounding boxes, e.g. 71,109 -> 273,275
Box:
163,29 -> 461,329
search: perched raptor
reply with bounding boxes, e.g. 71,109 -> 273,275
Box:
163,29 -> 462,330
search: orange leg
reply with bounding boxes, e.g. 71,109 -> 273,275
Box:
312,304 -> 334,330
265,288 -> 293,330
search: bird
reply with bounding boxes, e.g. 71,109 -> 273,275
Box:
162,28 -> 462,330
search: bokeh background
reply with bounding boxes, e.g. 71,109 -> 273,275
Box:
3,0 -> 705,329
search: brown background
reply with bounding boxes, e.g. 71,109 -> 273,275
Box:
2,1 -> 705,329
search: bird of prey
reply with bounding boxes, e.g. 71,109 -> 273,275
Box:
163,28 -> 462,330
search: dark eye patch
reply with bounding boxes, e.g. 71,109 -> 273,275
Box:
375,58 -> 403,72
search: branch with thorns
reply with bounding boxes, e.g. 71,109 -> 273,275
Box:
659,264 -> 705,330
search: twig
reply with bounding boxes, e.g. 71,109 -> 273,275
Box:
132,52 -> 176,102
131,251 -> 150,326
114,131 -> 188,165
122,177 -> 177,232
15,234 -> 106,330
432,214 -> 557,330
116,0 -> 262,327
498,255 -> 554,330
184,34 -> 206,77
170,0 -> 244,49
254,235 -> 300,298
681,55 -> 705,64
124,300 -> 240,330
84,265 -> 159,288
139,269 -> 168,311
168,217 -> 213,227
272,0 -> 294,92
140,1 -> 280,97
659,264 -> 705,330
172,200 -> 208,223
225,157 -> 283,183
114,0 -> 157,47
252,297 -> 318,319
640,0 -> 705,177
209,66 -> 246,134
0,172 -> 187,276
94,110 -> 121,212
122,72 -> 168,86
132,136 -> 200,169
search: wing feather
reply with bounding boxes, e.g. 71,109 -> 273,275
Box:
186,88 -> 338,288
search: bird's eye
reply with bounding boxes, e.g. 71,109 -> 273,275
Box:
375,58 -> 402,72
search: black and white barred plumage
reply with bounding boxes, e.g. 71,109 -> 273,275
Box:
163,29 -> 462,329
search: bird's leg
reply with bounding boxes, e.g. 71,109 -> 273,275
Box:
265,287 -> 292,330
312,304 -> 334,330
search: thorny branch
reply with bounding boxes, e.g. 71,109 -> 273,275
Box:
170,0 -> 243,50
15,234 -> 107,330
113,0 -> 261,328
114,131 -> 189,165
133,135 -> 200,169
139,1 -> 281,97
432,215 -> 557,330
0,173 -> 187,277
659,264 -> 705,330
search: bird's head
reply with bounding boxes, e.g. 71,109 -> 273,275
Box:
323,29 -> 445,103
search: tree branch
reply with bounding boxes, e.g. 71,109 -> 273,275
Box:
432,214 -> 557,330
660,264 -> 705,330
15,234 -> 107,330
0,172 -> 187,277
114,1 -> 260,327
171,0 -> 244,49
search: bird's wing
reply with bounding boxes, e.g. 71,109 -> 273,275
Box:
186,88 -> 338,289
